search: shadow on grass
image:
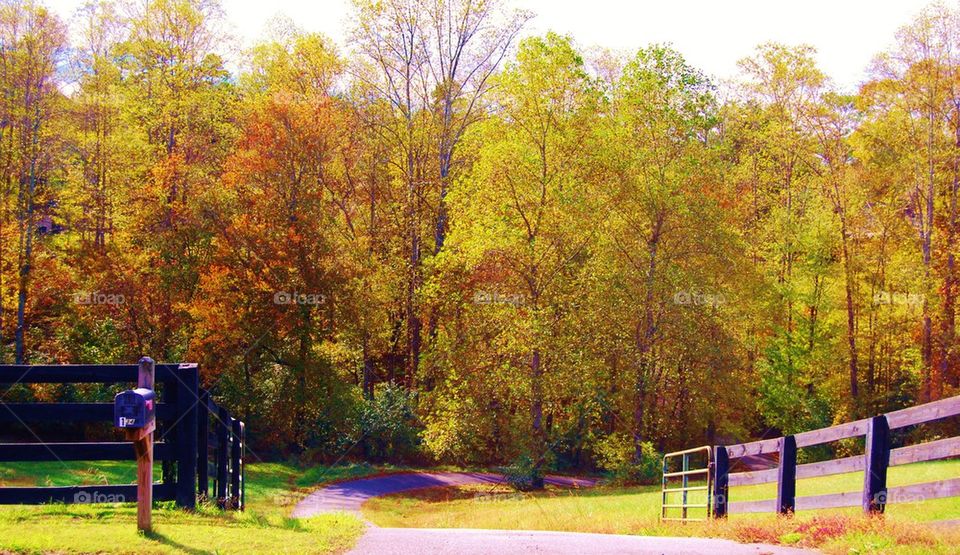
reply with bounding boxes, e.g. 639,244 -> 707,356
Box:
143,530 -> 209,555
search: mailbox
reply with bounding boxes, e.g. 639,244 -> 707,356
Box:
114,388 -> 156,429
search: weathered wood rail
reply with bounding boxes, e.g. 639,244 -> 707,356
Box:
0,360 -> 244,510
711,395 -> 960,517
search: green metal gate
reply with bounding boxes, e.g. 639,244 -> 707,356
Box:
661,446 -> 712,522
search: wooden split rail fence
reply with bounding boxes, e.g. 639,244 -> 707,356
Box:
663,395 -> 960,520
0,361 -> 244,510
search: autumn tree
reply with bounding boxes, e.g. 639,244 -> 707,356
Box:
0,0 -> 67,363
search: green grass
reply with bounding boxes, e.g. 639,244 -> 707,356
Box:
0,460 -> 376,554
362,459 -> 960,554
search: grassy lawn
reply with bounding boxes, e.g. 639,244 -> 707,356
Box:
362,459 -> 960,554
0,460 -> 378,554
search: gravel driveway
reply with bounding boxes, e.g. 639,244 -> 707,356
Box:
291,471 -> 594,517
292,471 -> 814,554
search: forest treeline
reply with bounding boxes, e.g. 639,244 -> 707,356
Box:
1,0 -> 959,478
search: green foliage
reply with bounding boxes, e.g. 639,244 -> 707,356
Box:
594,434 -> 661,485
356,384 -> 421,462
502,453 -> 545,492
1,0 -> 958,474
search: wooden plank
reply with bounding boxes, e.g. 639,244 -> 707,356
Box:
0,442 -> 173,462
795,419 -> 870,448
795,491 -> 861,510
890,437 -> 960,466
798,454 -> 864,479
886,396 -> 960,429
0,483 -> 176,505
886,477 -> 960,503
729,499 -> 776,513
0,403 -> 175,423
0,364 -> 186,385
731,455 -> 866,487
726,437 -> 782,459
729,468 -> 777,487
730,436 -> 960,489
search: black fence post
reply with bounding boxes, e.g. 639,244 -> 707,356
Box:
175,364 -> 199,510
776,435 -> 797,515
197,389 -> 209,501
239,421 -> 245,511
863,415 -> 890,514
231,418 -> 242,510
712,445 -> 729,518
216,406 -> 229,509
161,371 -> 178,494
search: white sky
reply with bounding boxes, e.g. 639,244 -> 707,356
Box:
46,0 -> 938,92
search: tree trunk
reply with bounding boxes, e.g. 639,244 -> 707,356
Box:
840,216 -> 859,400
922,106 -> 936,402
530,347 -> 545,489
942,107 -> 960,392
634,213 -> 662,462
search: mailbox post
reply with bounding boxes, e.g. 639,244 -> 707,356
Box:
114,357 -> 156,533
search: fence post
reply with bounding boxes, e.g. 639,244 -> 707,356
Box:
161,370 -> 177,494
197,389 -> 209,501
240,421 -> 245,511
712,445 -> 729,518
231,418 -> 242,510
133,356 -> 155,532
863,415 -> 890,514
776,435 -> 796,515
175,364 -> 199,510
216,406 -> 229,509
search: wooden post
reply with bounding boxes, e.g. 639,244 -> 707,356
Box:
238,421 -> 245,511
197,389 -> 209,501
216,406 -> 229,509
776,435 -> 797,515
125,356 -> 155,533
863,415 -> 890,514
660,456 -> 667,520
712,446 -> 729,518
175,364 -> 199,510
681,453 -> 689,520
230,418 -> 242,510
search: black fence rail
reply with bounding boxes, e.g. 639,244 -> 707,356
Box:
711,395 -> 960,517
199,392 -> 245,510
0,361 -> 244,510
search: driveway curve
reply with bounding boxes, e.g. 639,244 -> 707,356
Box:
291,471 -> 595,517
292,471 -> 814,554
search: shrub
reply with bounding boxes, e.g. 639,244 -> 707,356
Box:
595,433 -> 661,485
502,453 -> 544,491
355,384 -> 421,462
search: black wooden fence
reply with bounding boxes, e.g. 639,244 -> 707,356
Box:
0,360 -> 244,510
711,395 -> 960,517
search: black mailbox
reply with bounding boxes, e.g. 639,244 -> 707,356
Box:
114,388 -> 156,429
